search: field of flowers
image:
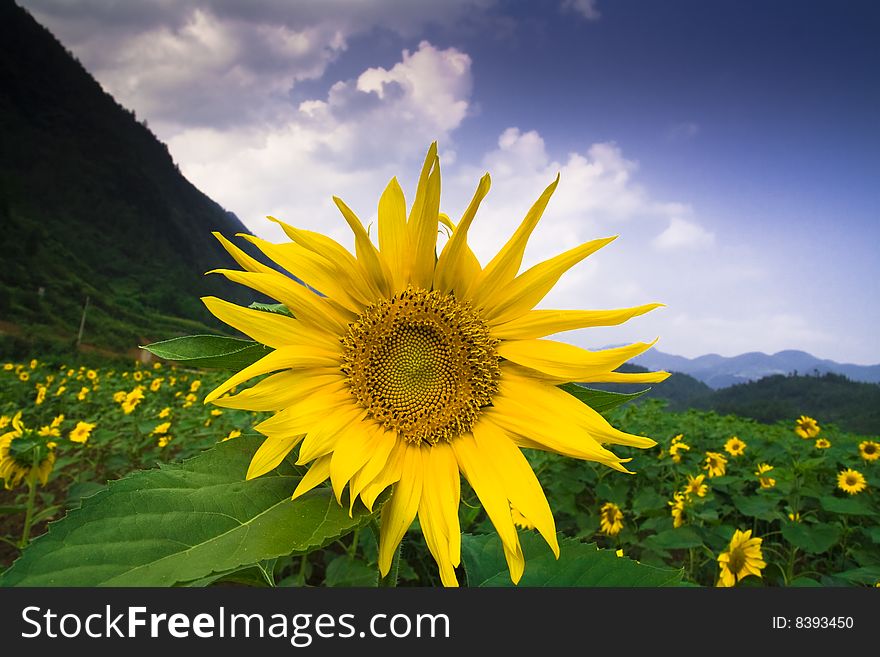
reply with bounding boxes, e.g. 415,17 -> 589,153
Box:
1,357 -> 877,587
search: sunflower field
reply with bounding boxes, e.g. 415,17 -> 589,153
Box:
1,355 -> 876,588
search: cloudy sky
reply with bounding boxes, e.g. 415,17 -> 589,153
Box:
21,0 -> 880,364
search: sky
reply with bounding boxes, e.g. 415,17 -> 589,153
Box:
20,0 -> 880,364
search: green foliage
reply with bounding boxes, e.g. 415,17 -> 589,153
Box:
460,532 -> 683,586
559,382 -> 650,414
0,436 -> 375,586
141,335 -> 273,370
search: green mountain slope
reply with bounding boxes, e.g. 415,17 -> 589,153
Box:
0,1 -> 261,356
609,363 -> 880,435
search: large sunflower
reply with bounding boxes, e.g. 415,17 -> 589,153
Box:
203,143 -> 668,586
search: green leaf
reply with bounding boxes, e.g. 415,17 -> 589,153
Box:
324,555 -> 379,587
732,495 -> 781,521
140,335 -> 273,370
559,383 -> 649,414
0,506 -> 26,515
789,577 -> 823,587
833,566 -> 880,585
461,532 -> 684,587
248,302 -> 293,317
0,436 -> 375,587
631,489 -> 669,514
780,521 -> 841,554
819,495 -> 876,516
642,526 -> 705,550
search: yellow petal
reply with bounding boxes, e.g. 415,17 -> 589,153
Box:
418,443 -> 462,586
492,304 -> 663,340
246,433 -> 305,480
465,175 -> 558,303
434,173 -> 491,295
472,420 -> 559,557
482,407 -> 632,472
349,429 -> 398,512
203,346 -> 341,404
482,236 -> 617,325
496,338 -> 659,381
378,445 -> 423,576
329,422 -> 386,508
209,269 -> 352,335
201,296 -> 335,350
212,232 -> 276,274
237,234 -> 369,312
211,371 -> 344,412
360,441 -> 407,511
378,177 -> 409,291
291,455 -> 332,500
497,370 -> 657,448
451,433 -> 520,558
408,152 -> 441,290
333,196 -> 392,297
294,405 -> 365,464
580,370 -> 671,384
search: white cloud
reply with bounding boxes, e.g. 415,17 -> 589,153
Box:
561,0 -> 601,20
166,41 -> 473,244
652,217 -> 715,251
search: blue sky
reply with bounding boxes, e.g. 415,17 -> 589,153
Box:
21,0 -> 880,363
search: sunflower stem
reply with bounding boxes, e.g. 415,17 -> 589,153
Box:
370,520 -> 400,587
18,469 -> 38,549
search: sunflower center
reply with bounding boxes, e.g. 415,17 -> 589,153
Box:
341,286 -> 499,445
865,445 -> 876,455
846,475 -> 858,486
728,546 -> 747,577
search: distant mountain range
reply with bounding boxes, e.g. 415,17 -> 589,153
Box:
630,349 -> 880,389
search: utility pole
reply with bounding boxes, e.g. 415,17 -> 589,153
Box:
76,295 -> 90,349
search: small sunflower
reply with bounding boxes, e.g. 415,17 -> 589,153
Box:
703,451 -> 727,478
858,440 -> 879,461
683,473 -> 708,498
787,511 -> 801,523
668,491 -> 687,528
716,529 -> 765,587
723,436 -> 746,457
69,421 -> 96,444
814,438 -> 831,449
599,501 -> 624,536
0,412 -> 56,490
794,415 -> 820,439
755,463 -> 776,489
669,440 -> 690,464
837,468 -> 867,495
202,144 -> 668,586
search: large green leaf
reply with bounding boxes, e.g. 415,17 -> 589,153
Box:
0,436 -> 374,586
642,526 -> 705,550
819,495 -> 876,516
461,532 -> 684,587
732,495 -> 782,521
780,521 -> 842,554
559,383 -> 649,414
140,335 -> 272,370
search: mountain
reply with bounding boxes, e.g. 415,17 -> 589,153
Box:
0,1 -> 263,356
631,348 -> 880,389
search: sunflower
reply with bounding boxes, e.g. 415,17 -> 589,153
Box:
69,421 -> 96,444
814,438 -> 831,449
599,501 -> 624,536
755,463 -> 776,489
511,504 -> 535,530
837,468 -> 867,495
716,529 -> 765,587
723,436 -> 746,457
702,451 -> 727,478
669,440 -> 690,464
683,472 -> 708,498
794,415 -> 820,439
668,491 -> 687,528
858,440 -> 879,461
0,412 -> 56,490
202,143 -> 668,586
